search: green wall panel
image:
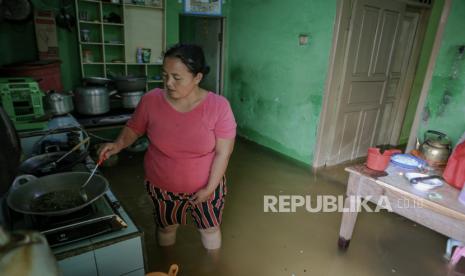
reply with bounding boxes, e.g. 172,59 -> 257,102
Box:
418,0 -> 465,145
224,0 -> 336,165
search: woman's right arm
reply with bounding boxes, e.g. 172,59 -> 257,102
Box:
99,126 -> 141,160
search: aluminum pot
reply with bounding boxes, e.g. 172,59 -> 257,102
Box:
45,92 -> 74,115
113,76 -> 147,92
7,172 -> 109,216
121,91 -> 143,109
74,86 -> 110,115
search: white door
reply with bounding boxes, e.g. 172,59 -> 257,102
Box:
378,10 -> 421,146
328,0 -> 406,165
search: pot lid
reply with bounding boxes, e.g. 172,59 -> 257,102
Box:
75,86 -> 109,95
0,107 -> 21,197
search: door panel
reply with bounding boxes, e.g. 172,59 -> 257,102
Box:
372,11 -> 401,76
348,82 -> 384,105
328,0 -> 405,165
356,108 -> 380,157
377,11 -> 420,145
339,112 -> 362,162
353,7 -> 380,76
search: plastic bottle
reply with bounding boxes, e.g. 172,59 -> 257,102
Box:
136,48 -> 143,64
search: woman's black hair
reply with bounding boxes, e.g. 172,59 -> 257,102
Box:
164,43 -> 210,76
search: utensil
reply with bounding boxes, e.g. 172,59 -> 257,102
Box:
45,91 -> 74,115
53,137 -> 90,165
121,91 -> 144,109
74,86 -> 110,115
416,130 -> 452,165
18,151 -> 88,176
80,157 -> 105,202
390,154 -> 426,170
409,175 -> 443,184
8,172 -> 109,216
112,76 -> 147,92
404,172 -> 444,192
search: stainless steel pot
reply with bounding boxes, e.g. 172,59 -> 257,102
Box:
7,172 -> 109,216
121,91 -> 143,109
74,86 -> 110,115
113,76 -> 147,92
45,92 -> 74,115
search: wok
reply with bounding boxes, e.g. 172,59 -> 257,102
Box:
18,151 -> 88,176
7,172 -> 108,216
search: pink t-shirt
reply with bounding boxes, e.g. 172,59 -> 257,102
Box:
126,88 -> 236,193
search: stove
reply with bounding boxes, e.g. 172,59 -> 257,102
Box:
2,114 -> 127,248
5,193 -> 126,248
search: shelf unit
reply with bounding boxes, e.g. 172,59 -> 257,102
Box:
75,0 -> 165,91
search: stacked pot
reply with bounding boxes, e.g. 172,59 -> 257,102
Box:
74,77 -> 113,115
113,76 -> 147,109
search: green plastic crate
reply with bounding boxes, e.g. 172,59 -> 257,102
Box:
0,78 -> 47,131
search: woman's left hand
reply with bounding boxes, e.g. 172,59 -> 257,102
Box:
191,187 -> 214,204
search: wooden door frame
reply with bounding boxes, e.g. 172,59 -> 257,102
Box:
313,0 -> 436,168
406,0 -> 451,151
388,7 -> 429,145
313,0 -> 352,168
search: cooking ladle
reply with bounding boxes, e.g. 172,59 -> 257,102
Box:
80,156 -> 105,202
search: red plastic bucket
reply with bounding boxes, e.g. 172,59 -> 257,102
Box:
366,148 -> 402,171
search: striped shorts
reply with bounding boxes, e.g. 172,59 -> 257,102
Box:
145,176 -> 227,230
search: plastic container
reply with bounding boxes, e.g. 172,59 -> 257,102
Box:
443,141 -> 465,190
81,29 -> 90,42
366,147 -> 402,171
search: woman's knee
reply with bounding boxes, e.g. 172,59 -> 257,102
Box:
198,226 -> 221,250
157,224 -> 179,246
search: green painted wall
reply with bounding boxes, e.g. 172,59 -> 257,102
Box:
0,21 -> 37,65
224,0 -> 336,165
399,0 -> 444,144
418,0 -> 465,145
0,1 -> 81,91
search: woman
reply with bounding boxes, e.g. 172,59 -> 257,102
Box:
99,44 -> 236,250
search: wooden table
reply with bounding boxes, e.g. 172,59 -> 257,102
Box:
338,164 -> 465,250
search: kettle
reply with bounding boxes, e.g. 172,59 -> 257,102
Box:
416,130 -> 451,165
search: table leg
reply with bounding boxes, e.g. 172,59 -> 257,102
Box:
338,195 -> 359,250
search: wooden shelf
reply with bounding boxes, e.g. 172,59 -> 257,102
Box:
102,1 -> 122,5
103,22 -> 124,26
80,20 -> 101,24
81,41 -> 103,45
76,0 -> 165,91
124,4 -> 163,10
104,43 -> 125,46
